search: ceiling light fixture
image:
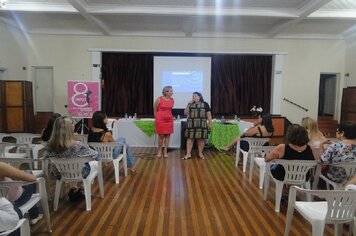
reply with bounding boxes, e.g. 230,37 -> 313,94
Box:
0,0 -> 6,8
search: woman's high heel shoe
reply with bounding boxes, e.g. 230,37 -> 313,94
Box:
199,154 -> 205,160
182,155 -> 191,160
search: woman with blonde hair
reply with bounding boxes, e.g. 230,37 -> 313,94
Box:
154,86 -> 174,158
44,116 -> 100,201
301,117 -> 326,158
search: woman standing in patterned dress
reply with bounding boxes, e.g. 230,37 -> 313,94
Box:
182,92 -> 212,160
154,86 -> 174,158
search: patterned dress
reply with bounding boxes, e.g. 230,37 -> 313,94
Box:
185,101 -> 211,139
320,142 -> 356,183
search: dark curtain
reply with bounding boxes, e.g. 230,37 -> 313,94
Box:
211,55 -> 272,115
101,53 -> 153,116
102,53 -> 272,116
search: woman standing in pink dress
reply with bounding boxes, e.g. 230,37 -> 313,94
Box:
154,86 -> 174,158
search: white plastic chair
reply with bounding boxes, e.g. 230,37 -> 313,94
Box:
49,157 -> 104,211
11,134 -> 44,170
263,159 -> 317,212
284,186 -> 356,236
249,146 -> 275,189
319,162 -> 356,190
0,142 -> 32,168
0,178 -> 52,233
235,137 -> 270,173
88,142 -> 127,184
74,134 -> 88,144
0,218 -> 30,236
9,133 -> 41,145
106,118 -> 117,131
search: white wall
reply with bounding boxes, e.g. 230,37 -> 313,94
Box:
0,24 -> 28,80
1,24 -> 352,123
345,36 -> 356,87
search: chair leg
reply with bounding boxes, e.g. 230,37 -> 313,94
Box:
259,164 -> 265,189
19,219 -> 30,236
123,155 -> 128,177
275,180 -> 284,212
54,180 -> 62,212
98,172 -> 104,199
242,152 -> 249,173
249,156 -> 255,181
305,182 -> 312,201
311,221 -> 325,236
334,224 -> 343,236
113,159 -> 120,184
263,171 -> 270,200
41,197 -> 52,233
235,144 -> 240,167
284,204 -> 294,236
83,180 -> 92,211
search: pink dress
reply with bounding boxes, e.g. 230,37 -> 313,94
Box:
155,97 -> 174,134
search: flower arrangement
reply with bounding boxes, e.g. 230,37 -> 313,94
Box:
250,106 -> 263,116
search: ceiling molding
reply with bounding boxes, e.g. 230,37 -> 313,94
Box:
67,0 -> 110,35
87,6 -> 298,18
267,0 -> 333,38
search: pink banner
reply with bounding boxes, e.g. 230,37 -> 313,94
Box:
67,81 -> 100,118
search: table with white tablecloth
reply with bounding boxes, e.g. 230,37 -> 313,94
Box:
112,118 -> 253,148
112,118 -> 182,148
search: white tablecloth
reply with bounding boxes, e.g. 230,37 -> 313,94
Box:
112,118 -> 182,148
112,118 -> 253,148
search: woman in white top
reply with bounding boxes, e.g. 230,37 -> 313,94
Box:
0,197 -> 19,233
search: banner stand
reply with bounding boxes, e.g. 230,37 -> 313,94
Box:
67,81 -> 100,130
76,118 -> 89,135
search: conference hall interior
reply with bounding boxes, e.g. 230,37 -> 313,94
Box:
0,0 -> 356,235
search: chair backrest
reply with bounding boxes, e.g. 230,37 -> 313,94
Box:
0,142 -> 31,158
330,161 -> 356,177
49,157 -> 93,181
88,142 -> 124,161
106,118 -> 116,131
241,137 -> 270,152
10,133 -> 41,144
0,180 -> 36,199
312,189 -> 356,224
273,159 -> 317,184
0,218 -> 30,236
74,134 -> 88,144
258,146 -> 275,158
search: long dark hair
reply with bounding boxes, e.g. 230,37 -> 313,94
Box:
193,92 -> 204,102
41,113 -> 61,141
261,114 -> 274,133
92,111 -> 108,132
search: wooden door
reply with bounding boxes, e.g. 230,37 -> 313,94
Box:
341,87 -> 356,123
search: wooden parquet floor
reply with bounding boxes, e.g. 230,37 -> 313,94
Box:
31,148 -> 350,236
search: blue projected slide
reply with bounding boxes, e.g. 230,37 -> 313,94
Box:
161,71 -> 203,92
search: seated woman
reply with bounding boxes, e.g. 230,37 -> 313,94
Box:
0,162 -> 42,225
41,113 -> 61,141
44,116 -> 101,200
88,111 -> 136,174
223,114 -> 274,152
319,122 -> 356,183
265,124 -> 315,181
301,117 -> 326,158
0,196 -> 20,235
